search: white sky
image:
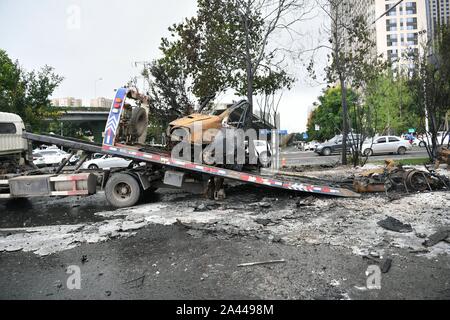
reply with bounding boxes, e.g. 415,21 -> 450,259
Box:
0,0 -> 327,133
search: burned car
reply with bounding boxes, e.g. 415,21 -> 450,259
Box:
167,101 -> 271,169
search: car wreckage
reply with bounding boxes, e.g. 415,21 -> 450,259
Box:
167,100 -> 273,169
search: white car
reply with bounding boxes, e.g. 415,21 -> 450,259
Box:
82,155 -> 133,170
304,141 -> 320,151
33,149 -> 79,167
253,140 -> 272,167
416,132 -> 450,147
362,136 -> 412,156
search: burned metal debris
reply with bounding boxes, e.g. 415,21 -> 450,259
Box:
377,216 -> 413,233
437,147 -> 450,167
353,160 -> 450,194
423,229 -> 450,247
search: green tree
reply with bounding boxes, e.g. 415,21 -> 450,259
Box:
0,49 -> 64,132
145,59 -> 195,134
408,25 -> 450,160
309,1 -> 388,165
145,0 -> 310,126
364,72 -> 419,136
306,86 -> 359,142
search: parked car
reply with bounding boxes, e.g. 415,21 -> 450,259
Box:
304,141 -> 320,151
81,155 -> 133,170
315,135 -> 362,156
32,149 -> 79,167
362,136 -> 412,156
416,132 -> 450,147
253,140 -> 272,168
412,137 -> 426,147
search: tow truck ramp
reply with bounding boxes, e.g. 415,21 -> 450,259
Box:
22,132 -> 360,199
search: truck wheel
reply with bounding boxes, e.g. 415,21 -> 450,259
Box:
105,173 -> 141,208
130,107 -> 148,138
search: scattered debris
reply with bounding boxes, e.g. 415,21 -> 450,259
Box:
377,216 -> 413,233
409,249 -> 430,254
254,218 -> 272,226
363,255 -> 379,263
353,159 -> 450,193
237,259 -> 286,267
422,229 -> 450,247
415,232 -> 427,239
81,255 -> 88,264
257,202 -> 272,208
436,147 -> 450,167
380,258 -> 392,273
54,280 -> 63,289
296,196 -> 316,207
194,204 -> 208,212
123,275 -> 146,288
105,291 -> 112,296
330,279 -> 341,287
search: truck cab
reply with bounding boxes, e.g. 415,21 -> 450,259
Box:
0,112 -> 29,172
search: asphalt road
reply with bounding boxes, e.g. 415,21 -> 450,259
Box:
280,148 -> 429,166
1,223 -> 449,300
0,185 -> 449,300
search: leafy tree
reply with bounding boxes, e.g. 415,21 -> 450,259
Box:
309,1 -> 388,165
144,59 -> 195,133
306,86 -> 359,142
407,25 -> 450,160
364,73 -> 419,136
0,49 -> 63,132
145,0 -> 310,128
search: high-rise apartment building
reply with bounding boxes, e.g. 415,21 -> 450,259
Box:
335,0 -> 429,70
375,0 -> 428,69
426,0 -> 450,38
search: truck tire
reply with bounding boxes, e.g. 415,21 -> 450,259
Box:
105,173 -> 141,208
130,107 -> 148,138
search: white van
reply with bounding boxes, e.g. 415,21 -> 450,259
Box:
0,112 -> 29,166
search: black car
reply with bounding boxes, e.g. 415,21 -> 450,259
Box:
314,135 -> 362,156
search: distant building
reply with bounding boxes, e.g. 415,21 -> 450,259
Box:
51,97 -> 83,107
90,97 -> 113,108
426,0 -> 450,40
335,0 -> 429,71
51,99 -> 60,107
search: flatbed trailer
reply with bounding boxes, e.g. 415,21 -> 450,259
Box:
1,87 -> 360,207
9,131 -> 359,206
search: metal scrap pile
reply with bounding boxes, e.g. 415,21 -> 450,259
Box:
353,160 -> 450,194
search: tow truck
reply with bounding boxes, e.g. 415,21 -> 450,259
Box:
0,87 -> 359,208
